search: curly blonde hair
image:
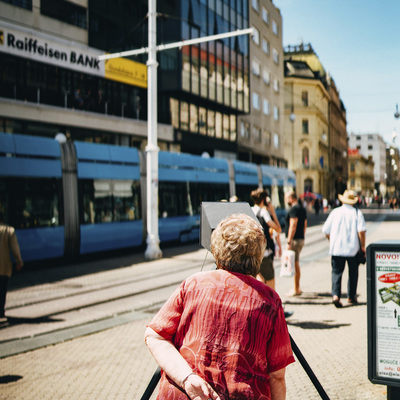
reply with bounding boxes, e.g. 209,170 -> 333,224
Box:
210,213 -> 266,276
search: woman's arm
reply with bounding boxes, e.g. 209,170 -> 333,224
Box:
144,327 -> 220,400
269,367 -> 286,400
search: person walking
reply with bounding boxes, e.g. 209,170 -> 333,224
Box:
251,188 -> 282,290
284,191 -> 307,296
0,211 -> 23,322
322,190 -> 366,308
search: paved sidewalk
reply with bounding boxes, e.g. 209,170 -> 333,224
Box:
0,212 -> 398,399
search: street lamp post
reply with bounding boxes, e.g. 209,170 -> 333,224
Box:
144,0 -> 162,260
99,5 -> 254,260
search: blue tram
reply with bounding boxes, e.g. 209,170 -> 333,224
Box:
0,132 -> 295,262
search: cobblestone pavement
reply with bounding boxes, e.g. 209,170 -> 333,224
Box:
0,208 -> 399,399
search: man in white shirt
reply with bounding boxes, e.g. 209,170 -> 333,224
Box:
322,190 -> 366,308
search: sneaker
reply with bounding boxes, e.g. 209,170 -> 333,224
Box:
284,311 -> 294,318
347,298 -> 358,305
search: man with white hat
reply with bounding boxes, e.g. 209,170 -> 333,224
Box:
322,190 -> 366,308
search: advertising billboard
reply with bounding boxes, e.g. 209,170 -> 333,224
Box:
367,241 -> 400,390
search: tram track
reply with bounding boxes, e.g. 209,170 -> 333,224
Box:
0,209 -> 393,358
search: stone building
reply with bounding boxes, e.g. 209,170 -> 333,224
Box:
283,43 -> 347,200
386,143 -> 400,199
348,133 -> 387,196
237,0 -> 286,166
283,44 -> 330,198
347,148 -> 375,200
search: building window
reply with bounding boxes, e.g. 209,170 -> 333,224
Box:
240,121 -> 250,139
262,7 -> 269,24
199,107 -> 207,135
302,119 -> 309,134
350,178 -> 355,187
350,163 -> 355,172
41,0 -> 87,29
252,0 -> 259,12
273,106 -> 279,121
272,48 -> 279,64
253,125 -> 261,142
262,69 -> 270,85
252,59 -> 261,76
263,98 -> 270,115
368,145 -> 373,150
356,136 -> 361,140
273,78 -> 279,92
273,133 -> 279,148
180,101 -> 189,130
252,27 -> 260,45
302,148 -> 310,167
190,104 -> 198,133
272,20 -> 278,36
1,0 -> 32,9
263,130 -> 271,145
252,92 -> 260,110
208,110 -> 215,137
262,38 -> 270,54
170,98 -> 179,129
302,91 -> 308,106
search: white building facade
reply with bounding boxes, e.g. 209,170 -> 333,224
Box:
348,133 -> 387,196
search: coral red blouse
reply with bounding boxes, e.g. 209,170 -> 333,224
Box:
148,269 -> 295,400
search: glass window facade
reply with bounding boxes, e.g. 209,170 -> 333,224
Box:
41,0 -> 88,29
0,53 -> 147,121
1,0 -> 31,9
179,0 -> 249,111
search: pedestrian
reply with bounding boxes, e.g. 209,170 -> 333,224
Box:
145,213 -> 294,400
0,211 -> 23,322
322,190 -> 366,308
284,191 -> 307,296
251,188 -> 282,290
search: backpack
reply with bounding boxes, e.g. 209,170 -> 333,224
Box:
256,209 -> 275,257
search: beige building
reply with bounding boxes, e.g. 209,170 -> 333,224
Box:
283,43 -> 347,200
348,149 -> 375,198
237,0 -> 285,166
327,79 -> 348,199
386,144 -> 400,198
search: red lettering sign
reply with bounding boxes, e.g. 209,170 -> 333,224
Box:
378,273 -> 400,283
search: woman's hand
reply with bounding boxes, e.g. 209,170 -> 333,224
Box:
183,374 -> 221,400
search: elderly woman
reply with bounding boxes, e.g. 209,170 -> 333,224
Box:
144,214 -> 294,400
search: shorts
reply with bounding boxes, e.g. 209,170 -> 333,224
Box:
291,239 -> 305,262
259,256 -> 274,280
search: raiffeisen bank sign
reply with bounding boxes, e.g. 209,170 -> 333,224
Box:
0,21 -> 147,88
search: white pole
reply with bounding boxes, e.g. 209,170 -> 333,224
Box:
98,28 -> 254,61
144,0 -> 162,260
98,21 -> 254,262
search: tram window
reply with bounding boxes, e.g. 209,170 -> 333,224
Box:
113,181 -> 141,221
159,182 -> 189,217
1,178 -> 62,229
190,182 -> 230,214
80,179 -> 141,224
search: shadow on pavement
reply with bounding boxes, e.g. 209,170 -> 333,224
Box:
1,316 -> 64,327
0,375 -> 23,384
287,320 -> 351,329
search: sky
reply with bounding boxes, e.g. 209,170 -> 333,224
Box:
273,0 -> 400,146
